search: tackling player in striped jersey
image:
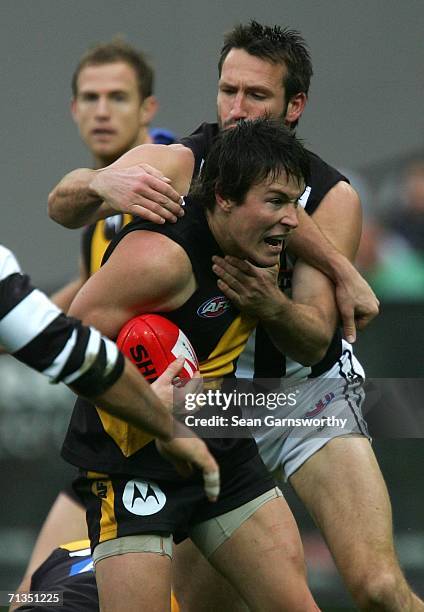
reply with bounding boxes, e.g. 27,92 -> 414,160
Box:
0,244 -> 220,498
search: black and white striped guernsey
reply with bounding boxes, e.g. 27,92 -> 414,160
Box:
0,245 -> 124,397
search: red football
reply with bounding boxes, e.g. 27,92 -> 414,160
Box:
116,314 -> 199,383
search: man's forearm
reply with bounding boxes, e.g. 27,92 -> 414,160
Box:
286,182 -> 379,342
48,168 -> 107,228
260,290 -> 330,366
212,255 -> 333,365
90,360 -> 173,442
48,144 -> 193,230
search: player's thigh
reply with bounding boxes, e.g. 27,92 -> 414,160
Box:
290,435 -> 396,572
173,539 -> 248,612
208,496 -> 313,610
95,550 -> 171,612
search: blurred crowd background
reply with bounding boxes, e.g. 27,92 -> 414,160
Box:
353,157 -> 424,302
1,1 -> 423,609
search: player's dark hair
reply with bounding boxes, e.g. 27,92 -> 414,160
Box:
72,37 -> 154,100
218,20 -> 313,127
195,118 -> 309,210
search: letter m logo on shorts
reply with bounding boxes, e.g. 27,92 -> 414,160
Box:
122,479 -> 167,516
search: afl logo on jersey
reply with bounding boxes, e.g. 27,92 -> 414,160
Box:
197,296 -> 230,318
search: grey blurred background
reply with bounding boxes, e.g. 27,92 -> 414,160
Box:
1,1 -> 423,610
1,0 -> 423,289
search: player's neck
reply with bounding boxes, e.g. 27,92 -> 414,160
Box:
137,126 -> 153,145
206,209 -> 242,258
92,129 -> 153,169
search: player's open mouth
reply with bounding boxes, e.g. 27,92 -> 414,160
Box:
264,236 -> 284,251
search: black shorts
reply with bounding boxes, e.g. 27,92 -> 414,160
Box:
73,452 -> 275,551
62,474 -> 84,507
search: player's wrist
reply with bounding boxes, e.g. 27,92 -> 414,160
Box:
158,415 -> 174,442
324,249 -> 352,284
257,291 -> 289,324
87,169 -> 109,203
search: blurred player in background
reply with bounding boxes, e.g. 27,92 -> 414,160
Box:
52,37 -> 183,311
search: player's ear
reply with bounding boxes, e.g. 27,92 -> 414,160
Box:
140,95 -> 159,125
215,191 -> 233,213
70,98 -> 78,123
285,92 -> 307,124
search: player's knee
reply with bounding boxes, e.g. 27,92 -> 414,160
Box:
353,569 -> 411,610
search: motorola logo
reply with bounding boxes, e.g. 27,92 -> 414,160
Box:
122,479 -> 166,516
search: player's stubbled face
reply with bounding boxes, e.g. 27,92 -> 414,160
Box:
217,49 -> 288,129
220,173 -> 302,268
72,62 -> 144,165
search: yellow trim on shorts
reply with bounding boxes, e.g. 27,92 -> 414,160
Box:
87,472 -> 118,543
99,479 -> 117,543
171,592 -> 180,612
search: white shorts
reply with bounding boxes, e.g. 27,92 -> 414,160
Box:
252,341 -> 369,480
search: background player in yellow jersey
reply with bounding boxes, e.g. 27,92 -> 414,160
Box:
51,37 -> 183,311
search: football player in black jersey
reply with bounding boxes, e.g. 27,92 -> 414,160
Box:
60,120 -> 319,611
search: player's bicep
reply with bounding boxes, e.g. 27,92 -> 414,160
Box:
68,231 -> 193,339
67,261 -> 134,339
109,143 -> 195,194
291,260 -> 338,336
311,181 -> 362,261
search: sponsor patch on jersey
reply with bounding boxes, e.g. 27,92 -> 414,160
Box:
122,479 -> 167,516
197,296 -> 230,318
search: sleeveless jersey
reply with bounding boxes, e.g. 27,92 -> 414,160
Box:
61,197 -> 258,479
181,122 -> 348,380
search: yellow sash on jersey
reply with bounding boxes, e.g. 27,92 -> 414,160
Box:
95,312 -> 256,457
89,214 -> 133,274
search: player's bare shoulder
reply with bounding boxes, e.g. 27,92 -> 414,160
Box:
111,230 -> 196,309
